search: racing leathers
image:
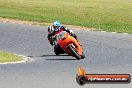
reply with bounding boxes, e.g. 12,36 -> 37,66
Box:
47,26 -> 77,46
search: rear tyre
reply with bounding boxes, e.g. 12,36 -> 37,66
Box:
54,45 -> 65,55
68,45 -> 81,60
54,45 -> 60,55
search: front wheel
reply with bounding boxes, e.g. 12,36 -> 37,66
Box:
67,45 -> 81,60
81,53 -> 85,59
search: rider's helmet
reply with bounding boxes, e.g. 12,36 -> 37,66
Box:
53,21 -> 61,30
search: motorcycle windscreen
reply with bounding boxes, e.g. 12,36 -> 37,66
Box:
56,31 -> 67,41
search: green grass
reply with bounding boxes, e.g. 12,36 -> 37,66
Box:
0,52 -> 22,63
0,0 -> 132,33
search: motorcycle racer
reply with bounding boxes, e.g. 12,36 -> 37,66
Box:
47,21 -> 85,59
47,21 -> 78,46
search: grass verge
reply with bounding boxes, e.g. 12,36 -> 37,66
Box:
0,0 -> 131,33
0,52 -> 22,63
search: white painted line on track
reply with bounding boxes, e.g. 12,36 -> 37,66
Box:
111,32 -> 117,34
101,31 -> 106,32
123,33 -> 128,34
95,30 -> 129,35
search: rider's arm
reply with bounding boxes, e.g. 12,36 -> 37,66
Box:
63,26 -> 75,35
61,26 -> 78,39
48,30 -> 55,39
60,26 -> 71,34
47,32 -> 55,46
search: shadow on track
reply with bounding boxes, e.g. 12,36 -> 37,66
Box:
38,54 -> 69,57
28,54 -> 69,57
28,54 -> 77,60
45,59 -> 77,60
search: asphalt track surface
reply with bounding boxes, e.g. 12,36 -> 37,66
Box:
0,22 -> 132,88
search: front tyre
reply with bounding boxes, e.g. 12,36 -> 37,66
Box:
67,45 -> 81,60
81,53 -> 85,59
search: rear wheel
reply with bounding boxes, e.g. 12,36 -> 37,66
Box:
54,48 -> 59,55
54,45 -> 60,55
67,45 -> 81,60
54,45 -> 65,55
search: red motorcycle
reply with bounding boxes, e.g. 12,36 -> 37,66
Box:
53,31 -> 85,60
